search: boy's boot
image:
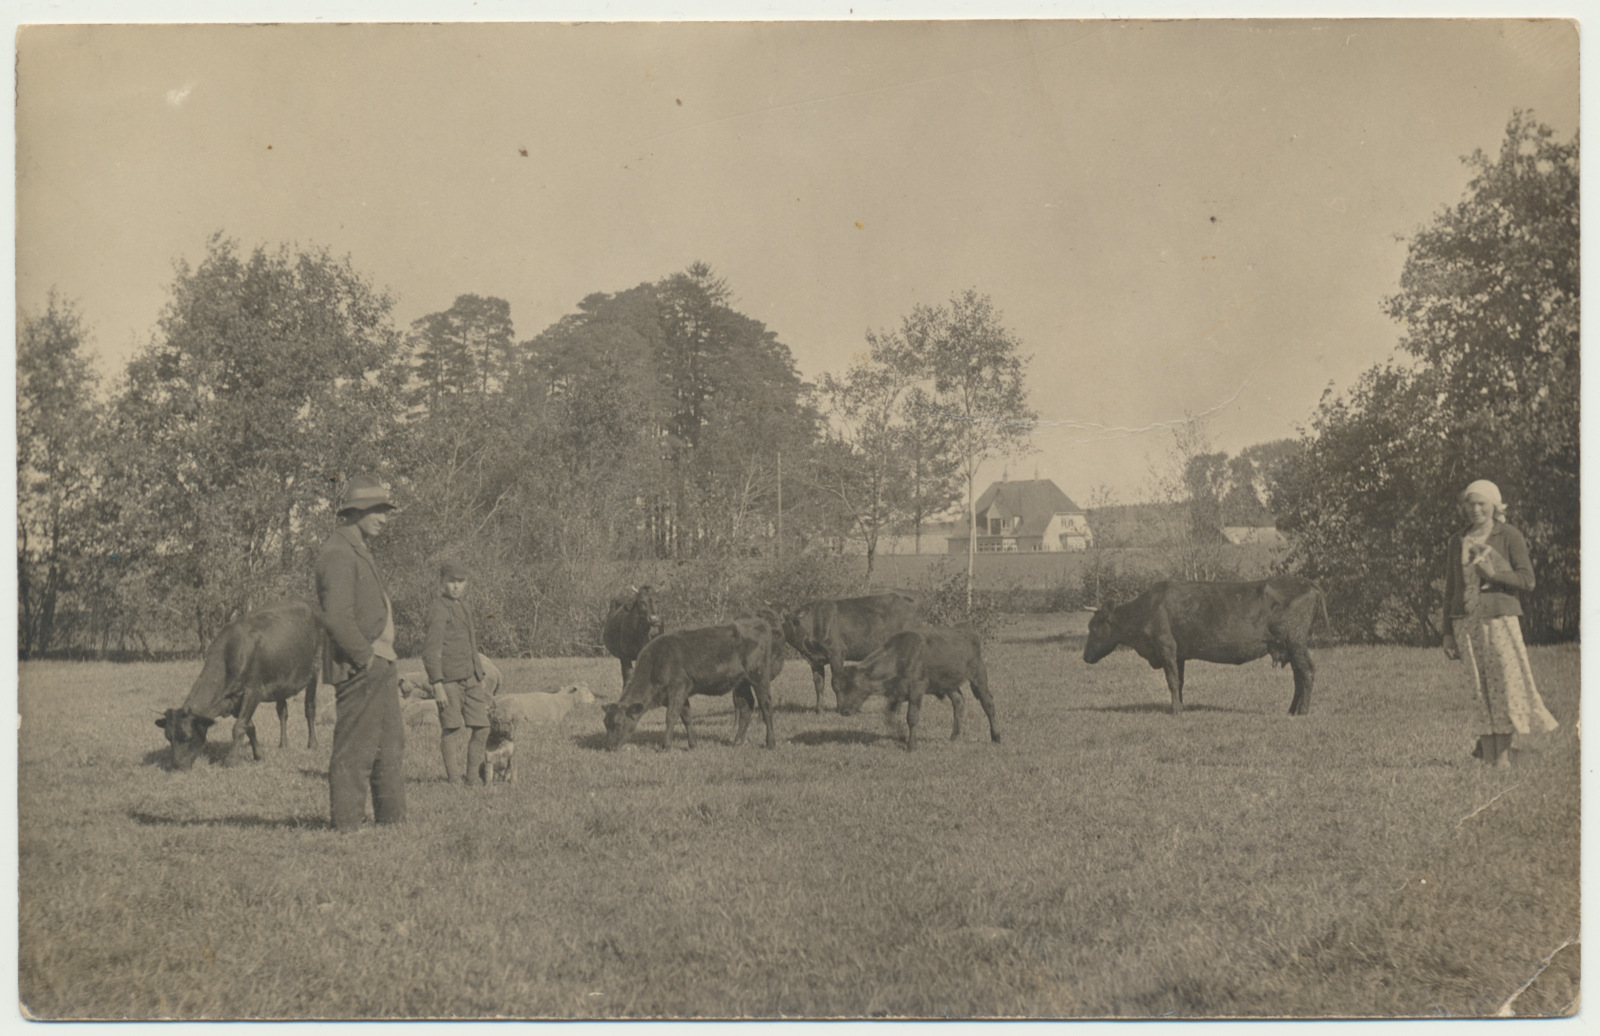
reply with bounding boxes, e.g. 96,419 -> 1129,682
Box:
441,727 -> 467,782
465,727 -> 489,786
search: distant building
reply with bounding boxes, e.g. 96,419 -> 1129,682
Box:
1221,526 -> 1288,547
947,479 -> 1093,553
876,521 -> 963,556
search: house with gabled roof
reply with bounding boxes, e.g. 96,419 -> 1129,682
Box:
946,479 -> 1093,553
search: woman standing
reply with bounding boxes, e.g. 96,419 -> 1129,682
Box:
1441,480 -> 1559,767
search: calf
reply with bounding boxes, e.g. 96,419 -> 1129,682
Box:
1082,577 -> 1329,716
602,611 -> 783,750
834,627 -> 1000,751
603,585 -> 664,686
156,599 -> 322,769
782,591 -> 920,712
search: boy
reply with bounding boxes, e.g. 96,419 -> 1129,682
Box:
422,560 -> 491,785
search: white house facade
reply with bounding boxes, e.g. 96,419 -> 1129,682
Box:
946,479 -> 1094,553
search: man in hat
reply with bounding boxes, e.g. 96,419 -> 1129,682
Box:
315,474 -> 406,831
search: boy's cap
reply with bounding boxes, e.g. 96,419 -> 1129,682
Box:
440,560 -> 470,580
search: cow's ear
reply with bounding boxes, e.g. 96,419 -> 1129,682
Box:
154,717 -> 168,729
195,716 -> 216,730
625,703 -> 646,719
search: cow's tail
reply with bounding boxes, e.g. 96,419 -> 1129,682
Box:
301,598 -> 330,625
298,599 -> 335,677
1313,585 -> 1333,643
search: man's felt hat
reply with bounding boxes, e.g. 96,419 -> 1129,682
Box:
338,474 -> 397,515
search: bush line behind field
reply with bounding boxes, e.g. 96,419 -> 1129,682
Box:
17,632 -> 1579,1019
56,546 -> 1277,662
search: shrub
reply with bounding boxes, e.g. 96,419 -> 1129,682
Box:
914,562 -> 1005,639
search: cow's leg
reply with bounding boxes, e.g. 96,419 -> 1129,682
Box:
750,672 -> 777,749
967,660 -> 1001,742
229,701 -> 261,765
680,698 -> 696,750
947,689 -> 965,740
1162,655 -> 1184,716
303,677 -> 319,749
1287,642 -> 1315,716
662,682 -> 681,751
662,674 -> 696,751
731,685 -> 754,745
903,682 -> 924,751
809,662 -> 827,713
276,699 -> 290,749
620,658 -> 632,687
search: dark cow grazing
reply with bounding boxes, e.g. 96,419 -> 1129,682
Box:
1082,577 -> 1330,716
156,599 -> 323,769
602,610 -> 783,751
782,591 -> 920,713
603,585 -> 664,687
834,627 -> 1000,750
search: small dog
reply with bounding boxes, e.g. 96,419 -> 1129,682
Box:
481,699 -> 518,784
480,734 -> 516,784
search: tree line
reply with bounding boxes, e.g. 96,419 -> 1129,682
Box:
17,246 -> 1033,657
17,114 -> 1577,656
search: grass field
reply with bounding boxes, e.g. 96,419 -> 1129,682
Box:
17,613 -> 1580,1019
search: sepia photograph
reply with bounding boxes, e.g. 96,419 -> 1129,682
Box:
13,7 -> 1582,1021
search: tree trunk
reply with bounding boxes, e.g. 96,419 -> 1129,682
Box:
17,518 -> 34,657
966,471 -> 976,615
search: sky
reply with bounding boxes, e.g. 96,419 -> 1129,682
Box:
13,12 -> 1580,509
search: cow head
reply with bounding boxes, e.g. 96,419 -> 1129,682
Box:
601,702 -> 647,750
1083,608 -> 1121,664
635,586 -> 663,636
155,708 -> 216,770
611,586 -> 663,638
832,666 -> 873,716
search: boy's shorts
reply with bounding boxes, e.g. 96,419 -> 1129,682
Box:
435,676 -> 491,729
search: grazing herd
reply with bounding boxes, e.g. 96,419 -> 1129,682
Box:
157,578 -> 1329,768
